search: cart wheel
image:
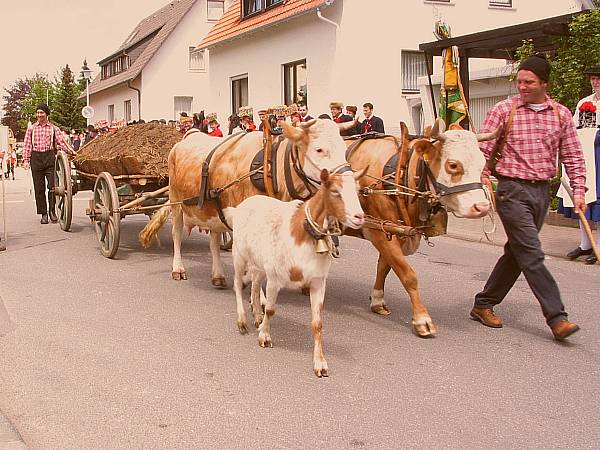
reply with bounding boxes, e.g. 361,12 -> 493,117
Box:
220,232 -> 233,251
54,151 -> 73,231
93,172 -> 121,258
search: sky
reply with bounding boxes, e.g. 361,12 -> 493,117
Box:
0,0 -> 174,112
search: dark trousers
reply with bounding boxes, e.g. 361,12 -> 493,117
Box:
474,179 -> 567,326
30,150 -> 55,216
4,162 -> 14,179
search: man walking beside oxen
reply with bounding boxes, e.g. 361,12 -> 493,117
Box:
472,55 -> 586,341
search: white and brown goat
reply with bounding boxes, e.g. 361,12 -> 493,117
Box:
231,167 -> 366,377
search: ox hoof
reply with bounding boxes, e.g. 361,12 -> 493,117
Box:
370,302 -> 391,316
314,363 -> 329,378
301,286 -> 310,296
412,318 -> 437,338
253,316 -> 264,329
172,271 -> 187,281
258,335 -> 272,348
211,277 -> 227,288
237,321 -> 248,335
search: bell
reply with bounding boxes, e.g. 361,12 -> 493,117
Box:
315,238 -> 330,254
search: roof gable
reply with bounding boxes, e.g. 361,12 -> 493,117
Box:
198,0 -> 330,50
88,0 -> 197,96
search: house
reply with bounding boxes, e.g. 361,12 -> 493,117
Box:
197,0 -> 584,134
86,0 -> 234,125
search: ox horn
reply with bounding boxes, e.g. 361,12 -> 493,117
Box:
430,118 -> 447,141
300,118 -> 317,129
337,119 -> 358,134
476,125 -> 503,142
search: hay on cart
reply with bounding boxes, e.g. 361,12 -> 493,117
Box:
73,123 -> 181,179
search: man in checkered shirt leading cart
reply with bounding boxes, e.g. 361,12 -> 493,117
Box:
22,104 -> 75,224
471,55 -> 587,341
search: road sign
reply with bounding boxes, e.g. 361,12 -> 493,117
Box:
82,106 -> 95,119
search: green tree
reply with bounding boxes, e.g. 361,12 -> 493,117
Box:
52,64 -> 86,132
512,10 -> 600,111
20,74 -> 54,131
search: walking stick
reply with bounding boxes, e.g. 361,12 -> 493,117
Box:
560,179 -> 599,264
1,165 -> 6,248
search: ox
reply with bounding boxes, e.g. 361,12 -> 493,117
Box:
139,119 -> 354,285
344,119 -> 500,336
232,167 -> 367,377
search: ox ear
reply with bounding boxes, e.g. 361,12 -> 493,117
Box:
423,125 -> 432,139
430,118 -> 447,141
476,125 -> 503,142
337,119 -> 357,134
412,139 -> 437,160
282,120 -> 305,143
320,168 -> 330,186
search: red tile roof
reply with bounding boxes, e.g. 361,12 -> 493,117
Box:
198,0 -> 330,50
87,0 -> 197,96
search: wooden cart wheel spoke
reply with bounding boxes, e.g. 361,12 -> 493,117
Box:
93,172 -> 121,258
53,151 -> 73,231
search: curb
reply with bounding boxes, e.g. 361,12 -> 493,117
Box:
444,232 -> 569,260
0,410 -> 27,449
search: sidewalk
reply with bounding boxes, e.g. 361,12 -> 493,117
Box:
446,212 -> 583,260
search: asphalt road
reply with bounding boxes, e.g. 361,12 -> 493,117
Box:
0,168 -> 598,449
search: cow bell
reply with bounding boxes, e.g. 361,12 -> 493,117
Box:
315,237 -> 331,254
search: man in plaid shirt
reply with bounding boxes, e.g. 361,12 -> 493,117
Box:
23,104 -> 74,224
471,55 -> 586,341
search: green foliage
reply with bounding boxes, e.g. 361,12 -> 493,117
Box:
52,64 -> 86,132
512,10 -> 600,111
20,75 -> 55,131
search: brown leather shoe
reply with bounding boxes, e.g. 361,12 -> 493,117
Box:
470,307 -> 503,328
551,320 -> 580,341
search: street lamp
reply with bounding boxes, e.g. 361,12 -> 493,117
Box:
81,59 -> 93,126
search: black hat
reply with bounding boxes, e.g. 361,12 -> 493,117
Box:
584,66 -> 600,76
36,103 -> 50,116
518,55 -> 551,82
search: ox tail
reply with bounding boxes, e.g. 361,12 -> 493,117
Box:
139,205 -> 171,248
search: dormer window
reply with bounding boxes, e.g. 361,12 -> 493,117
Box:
242,0 -> 283,19
100,55 -> 130,80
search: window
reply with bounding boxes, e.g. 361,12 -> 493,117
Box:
489,0 -> 512,6
242,0 -> 282,18
108,104 -> 115,125
207,0 -> 225,20
283,59 -> 307,106
401,50 -> 428,93
100,55 -> 130,80
189,47 -> 206,71
174,96 -> 193,119
124,100 -> 132,123
231,75 -> 248,115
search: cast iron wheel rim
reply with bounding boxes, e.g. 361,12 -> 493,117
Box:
93,172 -> 121,258
54,152 -> 73,231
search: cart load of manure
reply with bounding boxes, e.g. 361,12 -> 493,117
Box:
73,123 -> 182,179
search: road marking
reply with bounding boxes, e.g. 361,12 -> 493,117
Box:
2,200 -> 25,204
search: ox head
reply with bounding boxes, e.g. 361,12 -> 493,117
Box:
412,119 -> 501,219
318,167 -> 367,230
282,119 -> 349,180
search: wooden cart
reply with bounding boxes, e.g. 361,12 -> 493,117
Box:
53,151 -> 169,258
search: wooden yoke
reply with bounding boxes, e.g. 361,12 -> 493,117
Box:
394,122 -> 412,227
262,115 -> 275,197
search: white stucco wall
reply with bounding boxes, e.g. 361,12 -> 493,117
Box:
206,0 -> 581,134
89,81 -> 140,124
142,0 -> 216,120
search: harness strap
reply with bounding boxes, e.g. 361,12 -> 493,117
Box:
284,141 -> 313,200
271,136 -> 283,194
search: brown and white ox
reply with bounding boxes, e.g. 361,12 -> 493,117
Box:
139,119 -> 355,285
344,119 -> 499,336
232,167 -> 367,377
